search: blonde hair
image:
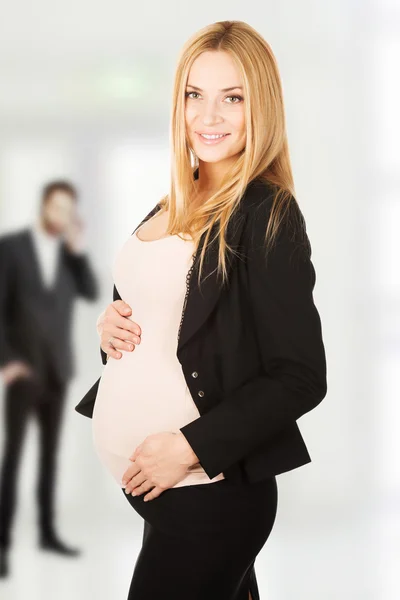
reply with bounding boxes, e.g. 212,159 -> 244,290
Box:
158,20 -> 303,287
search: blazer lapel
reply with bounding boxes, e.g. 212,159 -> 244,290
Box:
25,229 -> 46,292
176,205 -> 247,358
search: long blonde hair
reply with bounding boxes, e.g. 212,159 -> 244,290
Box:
158,20 -> 303,287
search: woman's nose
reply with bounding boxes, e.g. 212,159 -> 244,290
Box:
201,100 -> 223,126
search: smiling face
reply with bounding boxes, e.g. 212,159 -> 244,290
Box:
185,51 -> 246,173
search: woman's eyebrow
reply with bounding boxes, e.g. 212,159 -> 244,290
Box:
186,84 -> 243,92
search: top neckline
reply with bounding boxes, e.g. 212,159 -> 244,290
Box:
134,206 -> 171,243
135,229 -> 175,243
134,209 -> 193,243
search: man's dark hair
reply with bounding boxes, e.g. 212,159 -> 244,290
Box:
41,180 -> 78,205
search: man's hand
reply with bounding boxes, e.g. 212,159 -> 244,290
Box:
122,431 -> 200,502
0,360 -> 34,386
64,211 -> 86,254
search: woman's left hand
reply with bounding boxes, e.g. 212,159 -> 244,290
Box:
122,431 -> 199,502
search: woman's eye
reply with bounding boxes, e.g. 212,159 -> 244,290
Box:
185,91 -> 200,99
225,95 -> 243,104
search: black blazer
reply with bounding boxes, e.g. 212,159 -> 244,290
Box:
0,228 -> 98,384
75,178 -> 327,484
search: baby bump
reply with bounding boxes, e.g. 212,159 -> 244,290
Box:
92,347 -> 201,460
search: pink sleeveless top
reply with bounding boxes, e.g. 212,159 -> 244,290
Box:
91,221 -> 225,489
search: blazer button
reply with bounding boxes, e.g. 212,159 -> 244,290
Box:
191,371 -> 198,378
198,390 -> 204,397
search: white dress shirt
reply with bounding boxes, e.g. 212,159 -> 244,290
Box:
30,222 -> 62,289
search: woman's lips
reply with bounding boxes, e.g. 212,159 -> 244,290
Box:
196,132 -> 230,145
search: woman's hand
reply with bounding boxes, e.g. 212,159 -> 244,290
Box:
97,300 -> 142,360
122,432 -> 200,502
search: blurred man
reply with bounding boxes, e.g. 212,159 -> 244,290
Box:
0,180 -> 98,577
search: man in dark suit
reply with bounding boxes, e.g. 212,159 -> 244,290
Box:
0,180 -> 98,577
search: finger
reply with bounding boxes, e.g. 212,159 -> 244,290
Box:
100,330 -> 140,359
105,310 -> 141,338
143,486 -> 164,502
110,328 -> 141,348
103,347 -> 122,360
130,479 -> 155,497
125,473 -> 148,495
110,304 -> 142,337
113,300 -> 132,317
104,320 -> 141,348
103,335 -> 136,355
122,462 -> 141,487
100,338 -> 122,360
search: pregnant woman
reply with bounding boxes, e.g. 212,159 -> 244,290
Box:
75,20 -> 327,600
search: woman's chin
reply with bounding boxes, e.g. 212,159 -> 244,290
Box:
194,148 -> 234,164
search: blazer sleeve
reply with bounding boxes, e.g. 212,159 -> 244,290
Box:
65,250 -> 99,300
0,236 -> 23,368
179,196 -> 328,479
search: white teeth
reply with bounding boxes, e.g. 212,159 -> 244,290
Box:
200,133 -> 226,139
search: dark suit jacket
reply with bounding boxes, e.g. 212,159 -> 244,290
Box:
75,177 -> 327,484
0,228 -> 98,384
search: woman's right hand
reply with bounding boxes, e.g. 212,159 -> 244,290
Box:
97,300 -> 142,360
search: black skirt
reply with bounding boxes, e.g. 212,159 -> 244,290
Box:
122,476 -> 278,600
